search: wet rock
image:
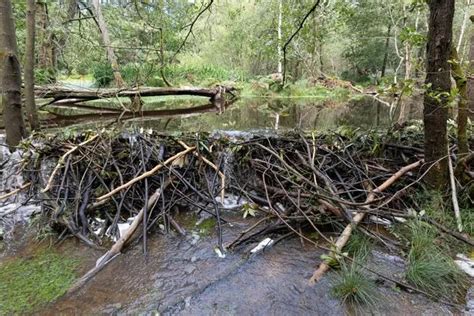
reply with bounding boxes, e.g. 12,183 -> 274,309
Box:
466,286 -> 474,315
184,265 -> 195,275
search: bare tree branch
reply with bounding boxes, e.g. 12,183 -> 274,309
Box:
170,0 -> 215,64
282,0 -> 322,85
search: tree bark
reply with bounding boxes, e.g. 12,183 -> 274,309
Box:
468,16 -> 474,120
25,0 -> 40,131
457,0 -> 471,53
381,24 -> 391,78
423,0 -> 455,189
277,0 -> 283,75
0,0 -> 26,149
92,0 -> 125,87
450,47 -> 468,155
36,1 -> 57,82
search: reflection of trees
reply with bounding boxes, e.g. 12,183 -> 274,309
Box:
115,96 -> 417,132
338,97 -> 392,128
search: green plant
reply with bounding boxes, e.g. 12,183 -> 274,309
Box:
331,262 -> 378,308
92,62 -> 114,87
35,68 -> 56,84
343,231 -> 373,261
0,251 -> 78,314
401,220 -> 469,301
406,252 -> 467,301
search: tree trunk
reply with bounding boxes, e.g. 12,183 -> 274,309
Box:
423,0 -> 455,189
36,1 -> 57,83
450,47 -> 469,156
0,0 -> 26,149
55,0 -> 78,68
381,24 -> 391,78
397,42 -> 411,126
92,0 -> 125,87
277,0 -> 283,75
468,16 -> 474,120
457,0 -> 471,53
25,0 -> 40,131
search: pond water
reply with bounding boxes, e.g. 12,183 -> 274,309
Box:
42,94 -> 422,132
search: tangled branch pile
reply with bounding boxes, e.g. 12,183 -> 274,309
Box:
15,128 -> 474,292
20,130 -> 434,251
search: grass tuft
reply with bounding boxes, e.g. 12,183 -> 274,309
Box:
331,262 -> 378,308
403,220 -> 468,301
343,231 -> 373,261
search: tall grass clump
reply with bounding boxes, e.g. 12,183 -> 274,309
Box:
332,231 -> 378,309
403,220 -> 468,301
331,262 -> 379,309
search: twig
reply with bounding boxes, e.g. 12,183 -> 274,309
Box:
448,146 -> 463,232
309,159 -> 423,284
42,134 -> 99,193
96,146 -> 195,201
67,179 -> 171,294
178,140 -> 225,201
0,182 -> 31,201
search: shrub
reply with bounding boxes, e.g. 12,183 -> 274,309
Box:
35,67 -> 56,84
92,62 -> 114,87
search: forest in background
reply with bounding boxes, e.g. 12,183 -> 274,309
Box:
8,0 -> 473,89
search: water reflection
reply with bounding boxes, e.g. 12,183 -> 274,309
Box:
38,95 -> 422,132
124,96 -> 422,132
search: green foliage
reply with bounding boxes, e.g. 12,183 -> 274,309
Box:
343,231 -> 373,261
331,262 -> 379,308
92,62 -> 114,87
163,64 -> 242,87
35,68 -> 56,84
401,220 -> 468,301
400,27 -> 426,46
197,217 -> 216,236
0,251 -> 77,314
415,190 -> 474,238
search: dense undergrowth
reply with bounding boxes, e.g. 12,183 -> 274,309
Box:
69,61 -> 355,102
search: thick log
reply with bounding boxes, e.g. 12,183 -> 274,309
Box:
35,85 -> 235,104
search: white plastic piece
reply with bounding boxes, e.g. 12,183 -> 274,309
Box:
214,247 -> 226,258
369,215 -> 392,226
455,254 -> 474,277
250,238 -> 274,254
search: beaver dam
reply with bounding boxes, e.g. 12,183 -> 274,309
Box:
1,128 -> 473,314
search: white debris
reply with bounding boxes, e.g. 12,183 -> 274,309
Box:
394,216 -> 407,223
117,223 -> 131,238
214,247 -> 226,258
369,215 -> 392,226
275,202 -> 286,213
250,238 -> 274,254
455,254 -> 474,277
191,231 -> 200,245
215,194 -> 247,209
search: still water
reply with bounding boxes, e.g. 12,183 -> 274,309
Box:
43,95 -> 422,132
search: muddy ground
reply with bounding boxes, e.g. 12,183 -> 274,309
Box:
1,211 -> 463,315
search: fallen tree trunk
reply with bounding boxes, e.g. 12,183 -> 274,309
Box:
35,85 -> 236,106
